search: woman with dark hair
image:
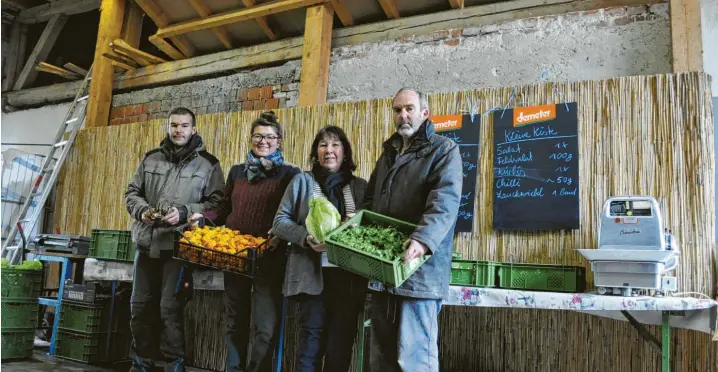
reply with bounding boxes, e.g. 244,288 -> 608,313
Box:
272,126 -> 368,372
190,111 -> 300,372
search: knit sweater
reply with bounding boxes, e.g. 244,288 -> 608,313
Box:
203,163 -> 301,237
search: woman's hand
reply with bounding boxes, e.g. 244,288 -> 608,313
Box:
305,235 -> 326,252
267,229 -> 279,248
188,213 -> 204,229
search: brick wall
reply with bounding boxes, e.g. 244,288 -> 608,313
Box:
238,83 -> 299,111
109,61 -> 300,125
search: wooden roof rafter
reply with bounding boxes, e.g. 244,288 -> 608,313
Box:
241,0 -> 277,40
329,0 -> 352,26
35,61 -> 82,80
110,39 -> 167,66
153,0 -> 329,39
377,0 -> 399,19
135,0 -> 195,58
16,0 -> 100,24
448,0 -> 465,9
188,0 -> 234,49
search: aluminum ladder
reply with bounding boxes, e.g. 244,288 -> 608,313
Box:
1,65 -> 93,264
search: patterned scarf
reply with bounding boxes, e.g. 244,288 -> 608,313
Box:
245,149 -> 284,183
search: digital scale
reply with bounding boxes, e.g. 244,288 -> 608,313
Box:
578,196 -> 679,296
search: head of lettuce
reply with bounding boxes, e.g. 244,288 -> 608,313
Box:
305,197 -> 342,242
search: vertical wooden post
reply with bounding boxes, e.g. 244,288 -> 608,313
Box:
670,0 -> 703,72
87,0 -> 125,127
298,4 -> 334,106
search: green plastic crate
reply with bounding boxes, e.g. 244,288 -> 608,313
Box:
1,299 -> 39,329
497,263 -> 586,293
450,260 -> 498,287
0,268 -> 42,299
89,230 -> 133,262
0,328 -> 34,360
325,210 -> 429,288
59,301 -> 120,334
55,329 -> 131,364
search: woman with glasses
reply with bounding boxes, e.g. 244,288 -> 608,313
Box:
272,126 -> 368,372
190,111 -> 300,372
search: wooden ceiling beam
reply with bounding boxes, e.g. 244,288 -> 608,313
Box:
149,34 -> 186,60
241,0 -> 277,40
36,61 -> 81,80
2,21 -> 26,91
111,60 -> 135,71
121,0 -> 144,48
111,38 -> 167,66
329,0 -> 352,26
154,0 -> 328,39
1,0 -> 28,10
102,51 -> 140,68
9,0 -> 669,107
189,0 -> 233,49
448,0 -> 464,9
135,0 -> 195,57
377,0 -> 399,19
16,0 -> 99,24
13,13 -> 67,90
62,62 -> 88,76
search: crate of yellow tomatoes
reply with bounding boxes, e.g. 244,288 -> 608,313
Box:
173,225 -> 269,278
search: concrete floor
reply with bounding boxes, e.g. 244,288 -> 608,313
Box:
1,350 -> 209,372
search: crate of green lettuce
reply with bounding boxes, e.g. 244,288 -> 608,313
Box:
1,258 -> 43,360
324,210 -> 429,287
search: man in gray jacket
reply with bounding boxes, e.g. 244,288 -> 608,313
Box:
125,107 -> 224,372
364,88 -> 462,372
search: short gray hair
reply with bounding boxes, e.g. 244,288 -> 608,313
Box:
394,87 -> 429,111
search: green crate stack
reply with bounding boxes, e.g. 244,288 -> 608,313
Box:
1,269 -> 42,360
89,230 -> 134,262
497,263 -> 586,293
1,268 -> 42,298
450,260 -> 498,287
325,210 -> 429,288
56,299 -> 132,364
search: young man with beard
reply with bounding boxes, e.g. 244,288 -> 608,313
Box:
363,88 -> 463,372
125,107 -> 225,372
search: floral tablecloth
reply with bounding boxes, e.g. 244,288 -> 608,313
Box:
447,286 -> 718,335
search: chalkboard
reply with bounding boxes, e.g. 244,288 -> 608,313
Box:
431,115 -> 480,233
492,103 -> 579,230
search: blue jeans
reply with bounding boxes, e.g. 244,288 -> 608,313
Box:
294,268 -> 367,372
369,292 -> 441,372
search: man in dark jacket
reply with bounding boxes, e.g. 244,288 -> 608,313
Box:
364,88 -> 462,372
125,107 -> 224,372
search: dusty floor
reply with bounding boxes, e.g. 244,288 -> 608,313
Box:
1,350 -> 209,372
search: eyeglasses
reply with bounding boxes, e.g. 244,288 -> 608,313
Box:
251,134 -> 279,142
